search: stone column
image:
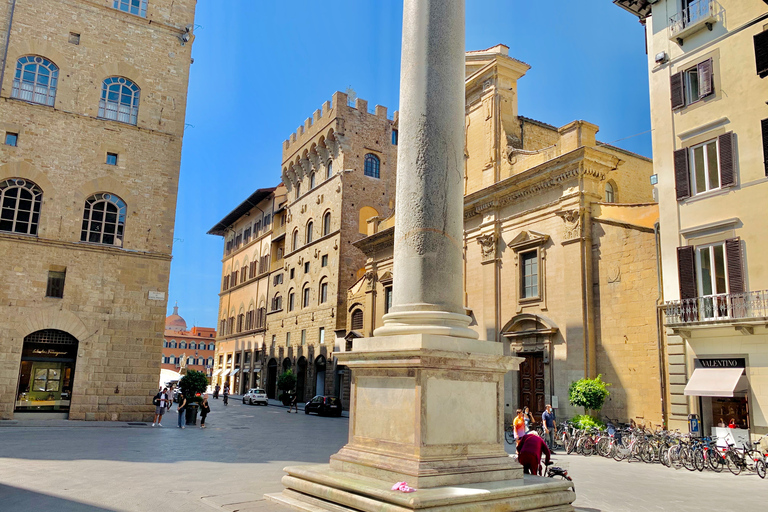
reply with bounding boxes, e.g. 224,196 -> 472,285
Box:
375,0 -> 477,340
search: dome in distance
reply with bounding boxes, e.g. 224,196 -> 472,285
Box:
166,304 -> 187,332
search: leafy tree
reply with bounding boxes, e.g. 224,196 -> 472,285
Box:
568,374 -> 610,416
277,369 -> 296,393
179,370 -> 208,404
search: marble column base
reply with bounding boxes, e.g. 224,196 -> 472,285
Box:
265,464 -> 575,512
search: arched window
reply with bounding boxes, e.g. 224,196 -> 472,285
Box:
272,293 -> 283,312
114,0 -> 148,17
306,221 -> 313,244
208,343 -> 215,350
302,284 -> 310,308
288,290 -> 295,312
319,279 -> 328,304
351,309 -> 364,330
364,154 -> 380,178
310,172 -> 316,189
80,193 -> 126,246
322,212 -> 331,236
170,340 -> 177,348
98,77 -> 140,125
292,229 -> 299,251
208,357 -> 214,366
12,56 -> 58,106
605,182 -> 616,203
187,357 -> 194,365
180,341 -> 187,349
326,161 -> 333,179
189,342 -> 196,350
0,178 -> 42,235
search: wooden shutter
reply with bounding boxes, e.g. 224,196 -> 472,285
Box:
670,72 -> 685,109
755,30 -> 768,78
674,148 -> 690,200
697,59 -> 713,98
677,246 -> 697,300
762,118 -> 768,176
718,132 -> 736,187
725,238 -> 744,294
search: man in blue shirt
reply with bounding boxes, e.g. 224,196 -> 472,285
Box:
542,404 -> 556,450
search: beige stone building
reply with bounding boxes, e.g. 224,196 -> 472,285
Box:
347,45 -> 663,425
263,92 -> 397,405
617,0 -> 768,438
0,0 -> 196,420
208,185 -> 284,395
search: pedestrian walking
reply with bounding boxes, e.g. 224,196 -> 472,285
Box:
523,406 -> 534,433
213,384 -> 220,399
542,404 -> 556,451
223,385 -> 229,406
152,387 -> 169,427
287,394 -> 298,413
177,393 -> 187,429
513,409 -> 526,446
516,433 -> 551,475
200,394 -> 210,428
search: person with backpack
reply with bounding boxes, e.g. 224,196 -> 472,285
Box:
152,387 -> 169,427
200,394 -> 210,428
176,393 -> 187,429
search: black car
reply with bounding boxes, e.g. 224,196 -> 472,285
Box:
304,395 -> 342,417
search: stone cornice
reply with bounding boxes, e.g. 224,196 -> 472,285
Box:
0,232 -> 172,260
463,147 -> 618,219
353,226 -> 394,254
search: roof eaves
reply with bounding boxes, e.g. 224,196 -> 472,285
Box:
207,186 -> 277,236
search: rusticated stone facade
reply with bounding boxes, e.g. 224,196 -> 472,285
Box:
0,0 -> 196,420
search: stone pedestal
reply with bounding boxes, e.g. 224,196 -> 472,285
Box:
265,335 -> 576,511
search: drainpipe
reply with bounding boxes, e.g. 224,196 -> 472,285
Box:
1,0 -> 18,97
654,221 -> 668,428
583,204 -> 596,378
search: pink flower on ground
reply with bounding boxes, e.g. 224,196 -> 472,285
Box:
391,481 -> 415,493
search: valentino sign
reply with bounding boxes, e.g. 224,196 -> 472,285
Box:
698,358 -> 746,369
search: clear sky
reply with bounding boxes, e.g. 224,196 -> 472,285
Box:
168,1 -> 651,327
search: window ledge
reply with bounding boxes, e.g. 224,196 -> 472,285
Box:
680,186 -> 733,204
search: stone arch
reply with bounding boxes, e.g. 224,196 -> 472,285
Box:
358,206 -> 379,234
16,307 -> 89,343
0,161 -> 54,194
500,313 -> 558,335
74,175 -> 135,206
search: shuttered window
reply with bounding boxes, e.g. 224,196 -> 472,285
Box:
755,30 -> 768,78
678,239 -> 745,300
670,59 -> 714,110
718,132 -> 735,187
676,132 -> 736,200
677,246 -> 697,300
670,72 -> 685,110
762,118 -> 768,176
674,148 -> 690,200
725,238 -> 744,294
351,309 -> 363,331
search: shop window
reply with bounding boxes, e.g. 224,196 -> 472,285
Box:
15,329 -> 78,412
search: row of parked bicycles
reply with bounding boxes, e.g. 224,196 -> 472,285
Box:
549,419 -> 767,478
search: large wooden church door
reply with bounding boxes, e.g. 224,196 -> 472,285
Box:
518,353 -> 546,418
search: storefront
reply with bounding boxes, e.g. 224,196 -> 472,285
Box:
684,357 -> 751,438
15,329 -> 78,413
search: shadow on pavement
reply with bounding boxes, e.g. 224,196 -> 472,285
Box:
0,484 -> 119,512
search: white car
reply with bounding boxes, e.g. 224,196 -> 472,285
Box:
243,388 -> 268,406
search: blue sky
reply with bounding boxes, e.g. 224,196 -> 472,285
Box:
169,1 -> 651,327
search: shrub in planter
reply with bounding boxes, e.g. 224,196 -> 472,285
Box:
179,370 -> 208,424
571,414 -> 605,430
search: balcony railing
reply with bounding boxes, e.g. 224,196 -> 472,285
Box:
669,0 -> 722,43
666,290 -> 768,326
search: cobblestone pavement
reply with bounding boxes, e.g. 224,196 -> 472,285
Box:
1,400 -> 764,511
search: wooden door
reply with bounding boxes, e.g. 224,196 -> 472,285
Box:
519,353 -> 546,419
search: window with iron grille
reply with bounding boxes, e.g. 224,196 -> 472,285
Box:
98,77 -> 140,125
0,178 -> 43,235
46,270 -> 66,298
80,193 -> 127,246
12,56 -> 58,106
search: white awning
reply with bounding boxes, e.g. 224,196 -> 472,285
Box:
220,369 -> 230,377
211,369 -> 221,377
242,368 -> 250,373
684,368 -> 745,397
230,368 -> 240,376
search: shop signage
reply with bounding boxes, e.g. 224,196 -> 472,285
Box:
32,348 -> 68,358
148,291 -> 165,301
22,343 -> 77,360
697,358 -> 746,369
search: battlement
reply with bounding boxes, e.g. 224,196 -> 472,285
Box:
282,91 -> 397,157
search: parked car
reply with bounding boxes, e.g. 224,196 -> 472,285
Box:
243,388 -> 268,406
305,395 -> 342,417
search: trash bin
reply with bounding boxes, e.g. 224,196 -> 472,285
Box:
688,413 -> 700,436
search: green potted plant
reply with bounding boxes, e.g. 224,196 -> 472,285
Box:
179,370 -> 208,425
277,369 -> 297,406
568,374 -> 611,420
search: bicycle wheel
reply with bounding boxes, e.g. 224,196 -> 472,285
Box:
756,458 -> 766,479
639,441 -> 654,464
693,447 -> 705,472
566,436 -> 577,455
668,445 -> 682,470
708,450 -> 725,473
504,429 -> 515,445
681,447 -> 696,471
581,437 -> 595,457
613,440 -> 629,462
727,451 -> 742,475
596,437 -> 612,458
659,445 -> 670,467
